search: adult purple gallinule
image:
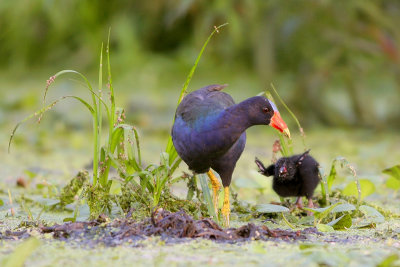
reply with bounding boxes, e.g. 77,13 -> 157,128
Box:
172,84 -> 290,225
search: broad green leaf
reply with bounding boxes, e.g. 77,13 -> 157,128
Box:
256,204 -> 289,213
359,205 -> 385,223
75,204 -> 90,221
331,203 -> 356,213
63,217 -> 75,222
327,214 -> 352,230
24,170 -> 37,179
386,176 -> 400,190
342,179 -> 375,200
304,203 -> 340,220
354,221 -> 376,229
382,165 -> 400,180
317,223 -> 335,232
0,198 -> 4,206
109,180 -> 122,195
297,216 -> 314,225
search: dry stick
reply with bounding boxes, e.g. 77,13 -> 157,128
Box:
8,189 -> 15,216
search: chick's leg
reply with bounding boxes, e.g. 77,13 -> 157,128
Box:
306,198 -> 314,216
207,170 -> 221,217
295,197 -> 303,209
221,186 -> 230,227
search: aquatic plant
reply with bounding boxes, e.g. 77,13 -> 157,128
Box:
9,25 -> 228,219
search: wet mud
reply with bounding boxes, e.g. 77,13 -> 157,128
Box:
1,209 -> 319,246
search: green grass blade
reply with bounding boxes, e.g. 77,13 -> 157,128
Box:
4,237 -> 41,267
132,126 -> 142,167
9,95 -> 94,153
270,83 -> 306,149
98,43 -> 104,170
107,29 -> 116,150
198,173 -> 219,224
110,127 -> 124,152
165,23 -> 228,164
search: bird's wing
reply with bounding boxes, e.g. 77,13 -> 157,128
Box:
176,84 -> 235,124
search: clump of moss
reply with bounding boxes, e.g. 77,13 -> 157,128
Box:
85,184 -> 112,219
115,181 -> 206,221
59,171 -> 89,205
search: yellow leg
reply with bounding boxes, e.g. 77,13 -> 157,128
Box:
207,170 -> 221,217
221,186 -> 230,227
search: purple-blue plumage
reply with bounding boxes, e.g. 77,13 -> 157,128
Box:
172,84 -> 278,187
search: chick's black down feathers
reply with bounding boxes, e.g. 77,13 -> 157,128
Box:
255,150 -> 320,200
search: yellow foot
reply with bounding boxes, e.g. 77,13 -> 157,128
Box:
207,170 -> 221,217
221,186 -> 230,227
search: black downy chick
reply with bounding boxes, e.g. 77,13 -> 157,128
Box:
255,150 -> 320,209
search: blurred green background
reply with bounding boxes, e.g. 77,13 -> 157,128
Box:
1,0 -> 400,199
2,0 -> 400,127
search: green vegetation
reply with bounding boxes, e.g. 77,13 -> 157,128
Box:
2,1 -> 400,266
8,25 -> 229,220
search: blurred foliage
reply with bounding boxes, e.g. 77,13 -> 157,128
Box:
1,0 -> 400,128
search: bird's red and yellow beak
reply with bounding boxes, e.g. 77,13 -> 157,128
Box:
270,111 -> 291,138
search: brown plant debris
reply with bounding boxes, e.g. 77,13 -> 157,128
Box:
2,210 -> 318,246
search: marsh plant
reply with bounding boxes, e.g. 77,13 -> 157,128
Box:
9,25 -> 228,220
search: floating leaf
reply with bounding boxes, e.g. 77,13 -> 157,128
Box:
354,221 -> 376,229
317,223 -> 334,232
359,205 -> 385,223
75,204 -> 90,221
327,214 -> 352,230
331,203 -> 356,213
24,170 -> 37,179
256,204 -> 289,213
304,203 -> 340,221
109,180 -> 122,195
382,165 -> 400,180
386,176 -> 400,190
342,179 -> 375,200
297,216 -> 314,225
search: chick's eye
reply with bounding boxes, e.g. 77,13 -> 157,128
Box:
262,107 -> 270,113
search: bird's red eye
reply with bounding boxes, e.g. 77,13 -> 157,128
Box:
263,107 -> 270,113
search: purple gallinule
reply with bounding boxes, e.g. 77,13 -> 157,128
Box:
255,150 -> 320,210
172,84 -> 290,225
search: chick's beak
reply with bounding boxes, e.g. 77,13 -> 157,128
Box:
279,166 -> 287,174
270,111 -> 291,139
